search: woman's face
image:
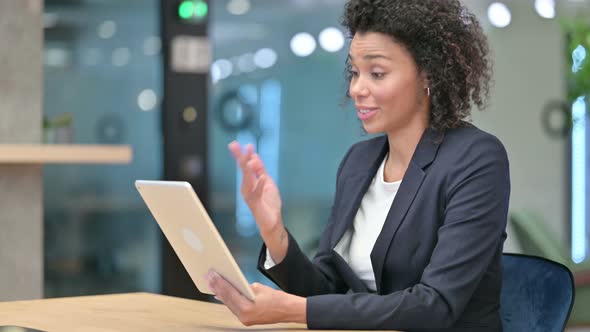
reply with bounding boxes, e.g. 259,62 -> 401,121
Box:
349,32 -> 429,135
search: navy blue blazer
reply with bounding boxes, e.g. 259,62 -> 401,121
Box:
257,124 -> 511,330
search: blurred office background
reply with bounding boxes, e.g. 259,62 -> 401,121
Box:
2,0 -> 588,328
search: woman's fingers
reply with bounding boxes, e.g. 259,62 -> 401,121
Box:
228,142 -> 273,205
244,154 -> 273,202
229,142 -> 257,195
241,163 -> 258,198
245,143 -> 255,157
249,154 -> 268,178
228,141 -> 253,171
228,141 -> 269,177
228,141 -> 243,161
206,270 -> 251,317
251,175 -> 267,204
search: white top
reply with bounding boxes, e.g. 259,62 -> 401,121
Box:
264,155 -> 401,292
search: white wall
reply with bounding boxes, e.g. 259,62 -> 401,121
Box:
464,0 -> 569,252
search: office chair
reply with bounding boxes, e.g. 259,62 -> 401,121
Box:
509,210 -> 590,325
501,253 -> 574,331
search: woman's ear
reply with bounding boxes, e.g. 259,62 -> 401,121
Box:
420,71 -> 430,90
419,71 -> 431,97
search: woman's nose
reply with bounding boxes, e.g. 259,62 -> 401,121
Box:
349,77 -> 369,99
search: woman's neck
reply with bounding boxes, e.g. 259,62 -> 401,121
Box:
384,121 -> 428,183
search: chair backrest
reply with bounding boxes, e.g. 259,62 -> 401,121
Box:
501,253 -> 575,332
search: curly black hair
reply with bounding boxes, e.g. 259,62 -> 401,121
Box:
342,0 -> 492,133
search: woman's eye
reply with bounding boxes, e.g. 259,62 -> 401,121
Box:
372,72 -> 385,79
350,70 -> 359,77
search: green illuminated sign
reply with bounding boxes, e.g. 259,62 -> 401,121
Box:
178,1 -> 194,19
178,1 -> 208,21
194,2 -> 208,18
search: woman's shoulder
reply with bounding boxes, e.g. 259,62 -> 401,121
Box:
439,123 -> 511,197
439,123 -> 509,177
443,122 -> 507,157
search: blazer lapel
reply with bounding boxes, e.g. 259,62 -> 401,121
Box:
371,128 -> 444,292
331,250 -> 370,293
330,137 -> 388,248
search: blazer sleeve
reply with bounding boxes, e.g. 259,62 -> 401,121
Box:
306,135 -> 510,330
256,146 -> 354,296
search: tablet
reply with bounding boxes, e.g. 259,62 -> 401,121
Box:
135,180 -> 255,301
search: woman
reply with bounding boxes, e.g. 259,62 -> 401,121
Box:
205,0 -> 510,330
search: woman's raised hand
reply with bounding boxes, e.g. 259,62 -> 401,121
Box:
228,141 -> 284,240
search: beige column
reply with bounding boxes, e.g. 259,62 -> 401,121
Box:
0,0 -> 44,300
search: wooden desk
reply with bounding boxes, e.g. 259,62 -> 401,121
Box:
0,293 -> 374,332
0,144 -> 132,164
